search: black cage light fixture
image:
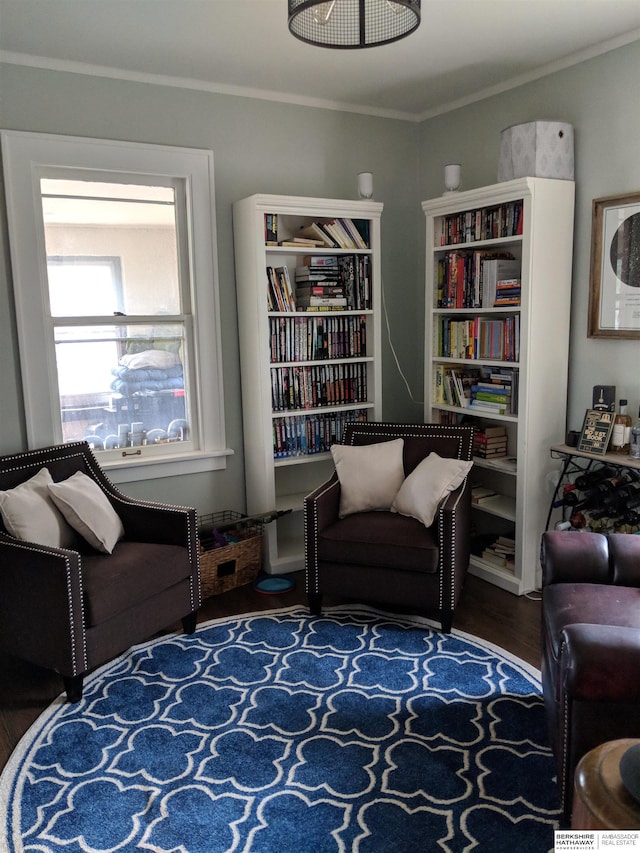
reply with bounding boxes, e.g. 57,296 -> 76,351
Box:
288,0 -> 421,49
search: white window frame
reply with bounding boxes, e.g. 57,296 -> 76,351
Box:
1,130 -> 231,482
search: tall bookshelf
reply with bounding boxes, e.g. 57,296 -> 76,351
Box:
423,178 -> 575,594
233,194 -> 383,574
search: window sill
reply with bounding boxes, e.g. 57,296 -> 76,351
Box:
102,447 -> 234,484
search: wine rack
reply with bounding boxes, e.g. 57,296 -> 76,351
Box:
548,444 -> 640,534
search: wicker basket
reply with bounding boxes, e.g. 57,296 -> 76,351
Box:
198,511 -> 263,599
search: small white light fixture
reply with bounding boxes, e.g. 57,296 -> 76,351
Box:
289,0 -> 421,49
357,171 -> 374,199
443,164 -> 461,194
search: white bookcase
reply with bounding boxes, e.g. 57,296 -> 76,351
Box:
233,194 -> 383,574
422,178 -> 575,594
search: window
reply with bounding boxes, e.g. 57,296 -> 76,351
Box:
1,131 -> 230,482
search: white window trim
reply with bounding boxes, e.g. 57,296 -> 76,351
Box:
1,130 -> 232,482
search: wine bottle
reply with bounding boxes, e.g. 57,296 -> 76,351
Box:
573,465 -> 617,491
611,399 -> 632,454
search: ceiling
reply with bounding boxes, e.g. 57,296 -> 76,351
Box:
1,0 -> 639,121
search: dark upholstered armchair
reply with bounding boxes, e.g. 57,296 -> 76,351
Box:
541,530 -> 640,822
0,441 -> 200,702
304,422 -> 474,632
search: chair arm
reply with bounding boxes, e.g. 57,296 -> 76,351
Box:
435,478 -> 471,611
541,531 -> 610,586
559,623 -> 640,703
0,537 -> 87,677
305,473 -> 340,532
105,493 -> 198,553
304,473 -> 340,593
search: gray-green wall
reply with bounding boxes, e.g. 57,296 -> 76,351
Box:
1,39 -> 638,514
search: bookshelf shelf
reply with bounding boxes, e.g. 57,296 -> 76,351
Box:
423,177 -> 575,594
234,193 -> 383,575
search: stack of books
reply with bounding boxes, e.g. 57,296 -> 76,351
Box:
469,381 -> 512,416
494,277 -> 521,306
295,256 -> 346,309
473,425 -> 508,458
482,536 -> 516,572
471,485 -> 498,505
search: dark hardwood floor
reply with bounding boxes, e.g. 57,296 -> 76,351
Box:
0,573 -> 541,774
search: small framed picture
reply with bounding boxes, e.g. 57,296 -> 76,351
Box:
577,408 -> 615,455
588,190 -> 640,339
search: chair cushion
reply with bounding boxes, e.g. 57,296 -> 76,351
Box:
391,452 -> 472,527
48,470 -> 125,554
331,438 -> 405,518
542,583 -> 640,661
0,466 -> 76,548
82,541 -> 193,626
318,511 -> 439,573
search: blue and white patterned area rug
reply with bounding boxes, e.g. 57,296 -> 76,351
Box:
0,605 -> 561,852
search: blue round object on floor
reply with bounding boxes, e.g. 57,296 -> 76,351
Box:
254,575 -> 296,594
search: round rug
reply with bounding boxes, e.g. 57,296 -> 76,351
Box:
0,605 -> 561,852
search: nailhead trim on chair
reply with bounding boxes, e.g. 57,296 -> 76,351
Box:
1,538 -> 87,675
345,423 -> 471,460
0,440 -> 202,615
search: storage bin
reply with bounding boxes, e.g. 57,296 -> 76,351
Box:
198,511 -> 263,598
498,121 -> 574,182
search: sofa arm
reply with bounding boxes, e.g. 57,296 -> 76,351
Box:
559,623 -> 640,703
0,537 -> 87,677
541,531 -> 610,586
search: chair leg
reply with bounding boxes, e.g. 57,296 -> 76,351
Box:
308,592 -> 322,615
182,612 -> 197,634
63,674 -> 84,703
440,610 -> 453,634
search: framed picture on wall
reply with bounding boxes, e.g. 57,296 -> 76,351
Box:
588,190 -> 640,339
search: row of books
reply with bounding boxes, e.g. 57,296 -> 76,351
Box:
269,315 -> 367,363
297,218 -> 369,250
437,200 -> 524,246
271,363 -> 368,411
434,314 -> 520,361
273,409 -> 368,459
433,365 -> 519,414
473,424 -> 508,458
436,252 -> 520,309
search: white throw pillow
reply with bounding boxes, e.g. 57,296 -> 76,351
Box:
48,470 -> 124,554
391,452 -> 473,527
0,467 -> 76,548
331,438 -> 405,518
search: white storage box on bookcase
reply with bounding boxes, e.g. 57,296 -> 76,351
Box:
423,177 -> 575,594
233,194 -> 383,574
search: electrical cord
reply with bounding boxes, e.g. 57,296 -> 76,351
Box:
381,275 -> 423,406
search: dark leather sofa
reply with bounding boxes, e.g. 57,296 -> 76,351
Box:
540,530 -> 640,822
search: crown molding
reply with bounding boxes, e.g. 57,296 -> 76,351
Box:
2,28 -> 639,125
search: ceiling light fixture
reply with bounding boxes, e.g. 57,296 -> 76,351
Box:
288,0 -> 421,49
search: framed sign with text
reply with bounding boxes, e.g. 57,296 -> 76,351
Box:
577,408 -> 615,455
